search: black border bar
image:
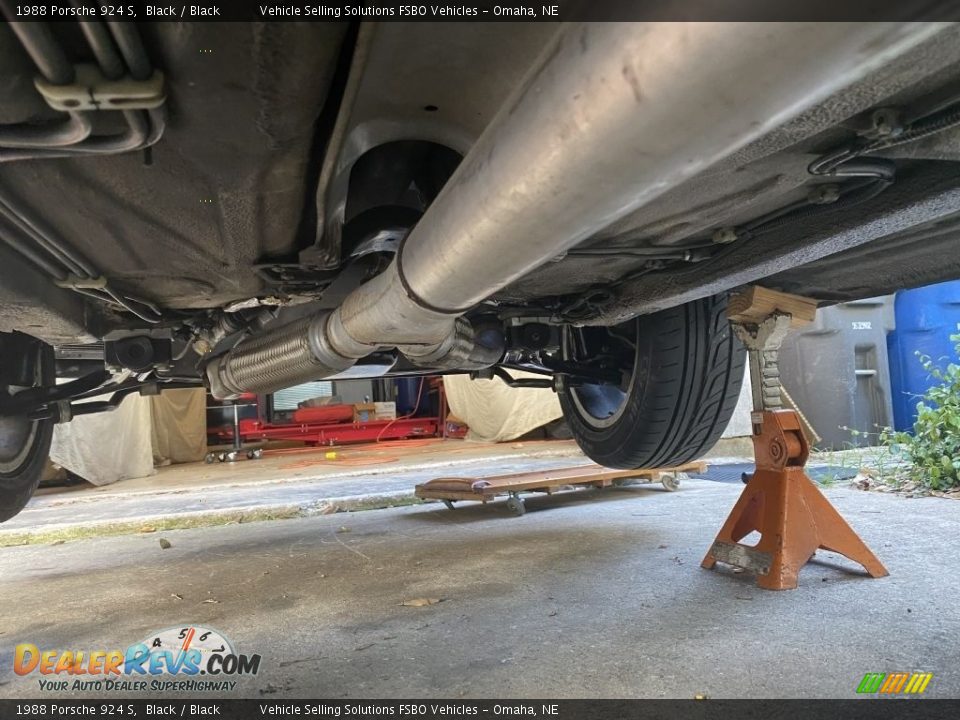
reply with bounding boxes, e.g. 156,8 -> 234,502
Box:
3,700 -> 960,720
3,0 -> 960,22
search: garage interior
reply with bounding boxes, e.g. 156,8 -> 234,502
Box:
3,15 -> 960,709
2,284 -> 959,699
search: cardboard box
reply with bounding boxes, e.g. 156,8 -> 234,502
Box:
353,401 -> 398,422
374,402 -> 397,420
353,402 -> 376,423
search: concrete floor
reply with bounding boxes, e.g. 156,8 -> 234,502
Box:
6,440 -> 589,533
2,477 -> 957,699
1,437 -> 783,536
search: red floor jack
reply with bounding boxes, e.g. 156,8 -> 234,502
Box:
205,400 -> 263,463
701,288 -> 889,590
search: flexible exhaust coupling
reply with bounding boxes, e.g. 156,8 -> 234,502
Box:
206,314 -> 354,399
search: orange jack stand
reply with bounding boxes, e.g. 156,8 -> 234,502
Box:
701,408 -> 889,590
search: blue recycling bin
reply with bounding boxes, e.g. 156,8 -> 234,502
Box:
887,279 -> 960,431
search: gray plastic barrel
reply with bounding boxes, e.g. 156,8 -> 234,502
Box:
778,296 -> 895,449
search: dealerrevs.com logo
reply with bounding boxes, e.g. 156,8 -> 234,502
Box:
14,625 -> 261,693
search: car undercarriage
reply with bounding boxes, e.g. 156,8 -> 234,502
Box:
2,18 -> 960,521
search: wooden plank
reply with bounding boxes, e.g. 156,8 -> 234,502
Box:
727,285 -> 818,329
415,489 -> 487,501
415,461 -> 707,501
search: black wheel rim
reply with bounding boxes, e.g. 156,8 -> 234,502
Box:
0,415 -> 39,475
562,322 -> 638,429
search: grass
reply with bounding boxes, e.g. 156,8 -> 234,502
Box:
0,493 -> 427,548
808,439 -> 946,497
342,494 -> 424,512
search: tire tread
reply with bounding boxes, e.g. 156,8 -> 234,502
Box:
559,294 -> 745,469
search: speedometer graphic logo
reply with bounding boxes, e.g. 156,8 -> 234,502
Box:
141,626 -> 235,674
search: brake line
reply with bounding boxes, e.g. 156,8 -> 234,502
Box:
0,17 -> 165,322
0,13 -> 164,160
0,188 -> 163,323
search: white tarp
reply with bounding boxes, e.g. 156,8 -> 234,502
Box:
50,393 -> 155,487
444,363 -> 755,445
50,387 -> 208,486
443,371 -> 563,442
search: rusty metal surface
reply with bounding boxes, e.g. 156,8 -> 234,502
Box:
707,541 -> 773,576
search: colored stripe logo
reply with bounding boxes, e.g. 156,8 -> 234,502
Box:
857,672 -> 933,694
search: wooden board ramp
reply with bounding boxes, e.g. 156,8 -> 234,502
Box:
415,461 -> 707,515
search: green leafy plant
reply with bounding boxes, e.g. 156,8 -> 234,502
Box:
879,326 -> 960,490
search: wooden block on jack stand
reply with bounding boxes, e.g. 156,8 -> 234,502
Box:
727,286 -> 818,329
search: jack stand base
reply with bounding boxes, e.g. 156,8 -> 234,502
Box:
701,409 -> 888,590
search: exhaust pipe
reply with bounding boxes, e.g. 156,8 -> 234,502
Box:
208,21 -> 944,398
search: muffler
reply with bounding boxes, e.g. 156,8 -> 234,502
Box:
207,21 -> 944,398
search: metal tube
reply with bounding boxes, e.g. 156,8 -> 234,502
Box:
0,112 -> 92,148
0,15 -> 159,162
0,225 -> 70,280
77,20 -> 127,80
206,315 -> 354,398
0,192 -> 94,277
207,21 -> 945,397
330,22 -> 944,350
106,21 -> 153,81
0,17 -> 75,84
0,109 -> 152,162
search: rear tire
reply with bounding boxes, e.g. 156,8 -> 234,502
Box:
0,416 -> 53,522
1,332 -> 55,522
558,294 -> 745,469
